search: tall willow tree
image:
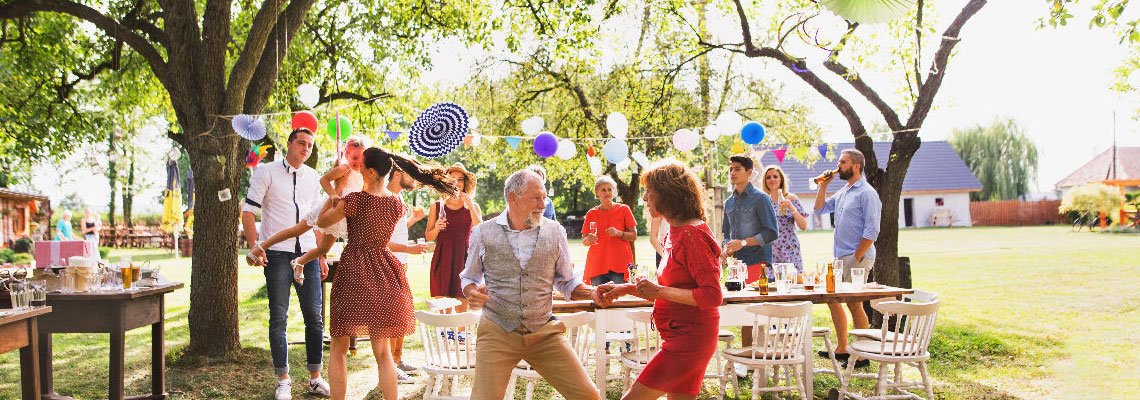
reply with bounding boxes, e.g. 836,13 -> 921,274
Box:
949,118 -> 1038,201
0,0 -> 488,357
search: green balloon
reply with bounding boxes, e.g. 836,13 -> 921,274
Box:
327,115 -> 353,140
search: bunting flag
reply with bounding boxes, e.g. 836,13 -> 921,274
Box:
773,148 -> 788,163
819,144 -> 828,159
505,137 -> 522,150
730,141 -> 746,154
386,130 -> 402,141
793,147 -> 808,160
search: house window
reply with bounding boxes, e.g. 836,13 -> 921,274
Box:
935,198 -> 944,206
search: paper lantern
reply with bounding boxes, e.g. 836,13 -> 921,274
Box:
672,129 -> 699,151
821,0 -> 915,24
740,121 -> 766,144
326,115 -> 353,141
291,111 -> 318,132
533,132 -> 558,158
521,116 -> 544,136
631,151 -> 650,169
606,112 -> 629,139
587,156 -> 603,176
716,111 -> 743,133
556,139 -> 577,160
232,114 -> 267,141
603,138 -> 629,164
297,84 -> 320,109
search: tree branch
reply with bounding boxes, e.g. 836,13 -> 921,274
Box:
0,0 -> 167,81
731,0 -> 756,53
823,59 -> 904,131
317,91 -> 391,105
907,0 -> 986,127
198,0 -> 231,113
225,0 -> 283,112
753,46 -> 867,137
243,0 -> 318,113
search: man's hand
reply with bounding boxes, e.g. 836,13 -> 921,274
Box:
246,244 -> 267,266
406,243 -> 428,255
600,283 -> 637,302
464,283 -> 490,310
590,286 -> 613,308
320,261 -> 329,281
723,239 -> 744,255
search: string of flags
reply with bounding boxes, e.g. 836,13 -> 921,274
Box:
229,84 -> 842,175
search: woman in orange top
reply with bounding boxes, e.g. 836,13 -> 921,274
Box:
582,175 -> 637,285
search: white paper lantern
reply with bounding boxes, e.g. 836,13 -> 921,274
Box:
521,116 -> 544,136
606,112 -> 629,139
297,84 -> 320,109
556,139 -> 577,160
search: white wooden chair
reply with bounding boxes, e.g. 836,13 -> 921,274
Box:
427,297 -> 464,313
722,301 -> 812,400
851,290 -> 939,342
811,325 -> 845,385
415,310 -> 480,400
618,311 -> 660,391
839,300 -> 940,400
504,312 -> 595,400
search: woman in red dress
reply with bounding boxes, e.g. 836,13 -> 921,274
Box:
316,147 -> 454,400
426,163 -> 482,312
600,161 -> 723,400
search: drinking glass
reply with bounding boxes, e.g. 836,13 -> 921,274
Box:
8,281 -> 31,309
121,266 -> 133,289
851,267 -> 867,290
30,280 -> 47,307
802,271 -> 816,291
833,259 -> 845,286
589,222 -> 598,237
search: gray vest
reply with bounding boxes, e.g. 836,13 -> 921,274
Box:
479,218 -> 562,333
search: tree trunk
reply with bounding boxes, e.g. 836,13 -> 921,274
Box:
123,151 -> 135,228
183,129 -> 245,356
867,132 -> 921,326
107,129 -> 118,228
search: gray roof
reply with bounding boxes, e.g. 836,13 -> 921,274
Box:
756,141 -> 982,196
1054,147 -> 1140,189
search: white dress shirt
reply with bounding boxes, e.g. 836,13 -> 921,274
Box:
243,159 -> 322,253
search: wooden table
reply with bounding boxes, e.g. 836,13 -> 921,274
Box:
553,284 -> 913,395
0,306 -> 52,400
35,283 -> 184,400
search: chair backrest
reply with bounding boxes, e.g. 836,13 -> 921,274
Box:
427,297 -> 464,314
869,300 -> 940,357
903,289 -> 939,303
415,310 -> 480,370
744,301 -> 812,360
625,310 -> 660,357
558,312 -> 596,365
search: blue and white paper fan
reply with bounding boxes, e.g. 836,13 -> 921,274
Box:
409,102 -> 468,158
232,114 -> 267,141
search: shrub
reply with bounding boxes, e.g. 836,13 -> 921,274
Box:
12,253 -> 33,266
11,237 -> 33,253
1060,183 -> 1125,222
99,247 -> 110,259
0,248 -> 14,263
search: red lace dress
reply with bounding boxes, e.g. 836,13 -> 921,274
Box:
330,192 -> 415,338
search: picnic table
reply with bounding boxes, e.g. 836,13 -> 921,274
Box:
552,284 -> 914,395
0,306 -> 52,400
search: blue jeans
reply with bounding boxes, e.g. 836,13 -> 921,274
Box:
589,271 -> 627,285
265,250 -> 324,375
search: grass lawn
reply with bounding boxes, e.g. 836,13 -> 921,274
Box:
1,226 -> 1136,399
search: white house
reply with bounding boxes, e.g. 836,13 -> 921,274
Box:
756,141 -> 982,229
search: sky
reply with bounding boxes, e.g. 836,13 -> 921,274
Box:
27,1 -> 1140,213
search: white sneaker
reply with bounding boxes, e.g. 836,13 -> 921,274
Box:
395,367 -> 414,384
274,380 -> 292,400
308,377 -> 331,396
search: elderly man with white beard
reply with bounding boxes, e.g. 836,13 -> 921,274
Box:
459,169 -> 607,400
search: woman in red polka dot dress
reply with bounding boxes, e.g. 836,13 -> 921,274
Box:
316,147 -> 455,400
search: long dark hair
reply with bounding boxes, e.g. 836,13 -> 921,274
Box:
363,147 -> 456,196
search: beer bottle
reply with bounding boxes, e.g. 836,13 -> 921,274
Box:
826,261 -> 836,293
758,274 -> 768,295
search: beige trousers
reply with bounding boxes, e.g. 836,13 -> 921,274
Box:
470,317 -> 599,400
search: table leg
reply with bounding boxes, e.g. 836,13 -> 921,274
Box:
110,329 -> 125,400
593,309 -> 608,394
152,314 -> 167,399
20,318 -> 41,400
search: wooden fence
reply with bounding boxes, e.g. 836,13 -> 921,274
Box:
970,200 -> 1064,226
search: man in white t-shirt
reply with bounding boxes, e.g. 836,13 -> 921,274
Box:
385,168 -> 428,381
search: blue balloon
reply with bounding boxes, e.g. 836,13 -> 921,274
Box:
741,121 -> 766,144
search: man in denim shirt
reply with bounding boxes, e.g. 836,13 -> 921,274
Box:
814,148 -> 882,368
723,155 -> 779,356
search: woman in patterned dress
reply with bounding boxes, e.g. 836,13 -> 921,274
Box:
761,166 -> 809,272
316,147 -> 454,400
599,161 -> 723,399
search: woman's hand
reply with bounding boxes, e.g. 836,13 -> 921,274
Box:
606,227 -> 622,237
635,278 -> 662,300
599,283 -> 638,302
582,233 -> 598,246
